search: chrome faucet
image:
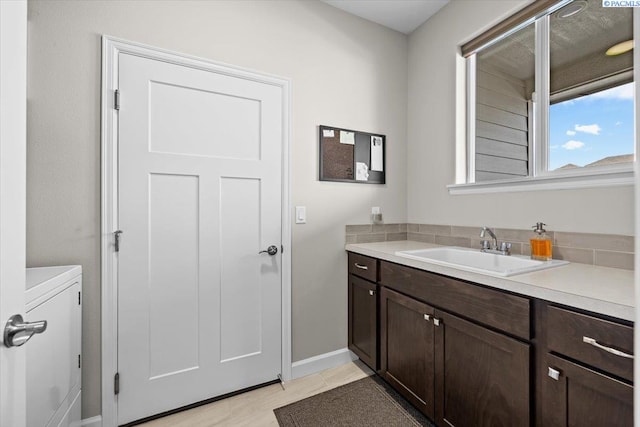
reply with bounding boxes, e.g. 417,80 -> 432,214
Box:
480,226 -> 498,250
480,227 -> 512,255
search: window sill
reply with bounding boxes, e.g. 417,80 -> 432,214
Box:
448,169 -> 634,195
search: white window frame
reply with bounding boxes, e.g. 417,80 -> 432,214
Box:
450,6 -> 637,195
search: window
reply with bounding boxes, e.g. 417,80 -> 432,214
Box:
549,82 -> 635,171
461,0 -> 634,188
471,23 -> 535,182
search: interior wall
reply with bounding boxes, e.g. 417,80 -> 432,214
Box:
26,0 -> 407,418
407,0 -> 634,235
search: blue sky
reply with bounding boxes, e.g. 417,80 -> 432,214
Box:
549,82 -> 635,170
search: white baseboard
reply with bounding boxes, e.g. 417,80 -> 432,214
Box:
291,347 -> 358,379
82,415 -> 102,427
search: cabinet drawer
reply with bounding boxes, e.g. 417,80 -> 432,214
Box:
380,260 -> 530,340
547,306 -> 633,382
348,252 -> 378,282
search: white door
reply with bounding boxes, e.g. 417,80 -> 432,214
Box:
0,1 -> 27,426
117,53 -> 283,424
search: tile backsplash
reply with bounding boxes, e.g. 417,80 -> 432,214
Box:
345,223 -> 634,270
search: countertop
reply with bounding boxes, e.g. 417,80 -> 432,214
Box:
346,241 -> 635,322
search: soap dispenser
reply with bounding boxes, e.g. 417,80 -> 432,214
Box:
530,222 -> 552,261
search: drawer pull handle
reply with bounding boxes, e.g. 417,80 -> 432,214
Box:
583,336 -> 634,359
368,290 -> 375,296
548,367 -> 560,381
354,263 -> 369,270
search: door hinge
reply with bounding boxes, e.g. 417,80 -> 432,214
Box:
114,372 -> 120,395
114,89 -> 120,110
78,354 -> 81,369
78,291 -> 81,305
114,230 -> 123,252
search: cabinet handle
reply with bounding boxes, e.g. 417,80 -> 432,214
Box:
583,336 -> 634,359
368,290 -> 375,296
354,263 -> 368,270
433,318 -> 441,326
424,314 -> 430,321
548,367 -> 560,381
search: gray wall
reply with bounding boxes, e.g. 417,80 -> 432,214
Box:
407,0 -> 634,235
26,0 -> 408,418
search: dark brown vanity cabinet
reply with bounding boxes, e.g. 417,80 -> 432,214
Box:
379,260 -> 530,426
542,305 -> 634,426
347,252 -> 634,426
347,253 -> 378,370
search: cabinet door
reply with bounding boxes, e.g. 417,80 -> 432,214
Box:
380,287 -> 435,418
435,310 -> 530,427
543,354 -> 632,427
348,274 -> 378,370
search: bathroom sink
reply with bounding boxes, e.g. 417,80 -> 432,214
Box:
395,247 -> 569,277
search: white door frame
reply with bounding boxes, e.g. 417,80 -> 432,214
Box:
100,36 -> 292,427
0,1 -> 28,426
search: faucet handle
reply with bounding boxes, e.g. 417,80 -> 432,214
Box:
480,240 -> 491,250
499,242 -> 512,255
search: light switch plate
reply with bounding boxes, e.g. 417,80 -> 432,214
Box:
295,206 -> 306,224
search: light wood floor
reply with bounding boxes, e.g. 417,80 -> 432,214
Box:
139,360 -> 374,427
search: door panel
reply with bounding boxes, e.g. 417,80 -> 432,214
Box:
117,52 -> 283,424
148,80 -> 261,160
148,173 -> 200,379
219,177 -> 262,362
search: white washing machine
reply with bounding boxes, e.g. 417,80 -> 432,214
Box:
25,266 -> 82,427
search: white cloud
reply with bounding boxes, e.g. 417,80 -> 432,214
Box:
566,130 -> 576,136
589,83 -> 634,101
574,124 -> 601,135
616,121 -> 623,126
562,140 -> 585,150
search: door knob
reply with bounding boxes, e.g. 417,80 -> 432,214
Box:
259,245 -> 278,256
3,314 -> 47,348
